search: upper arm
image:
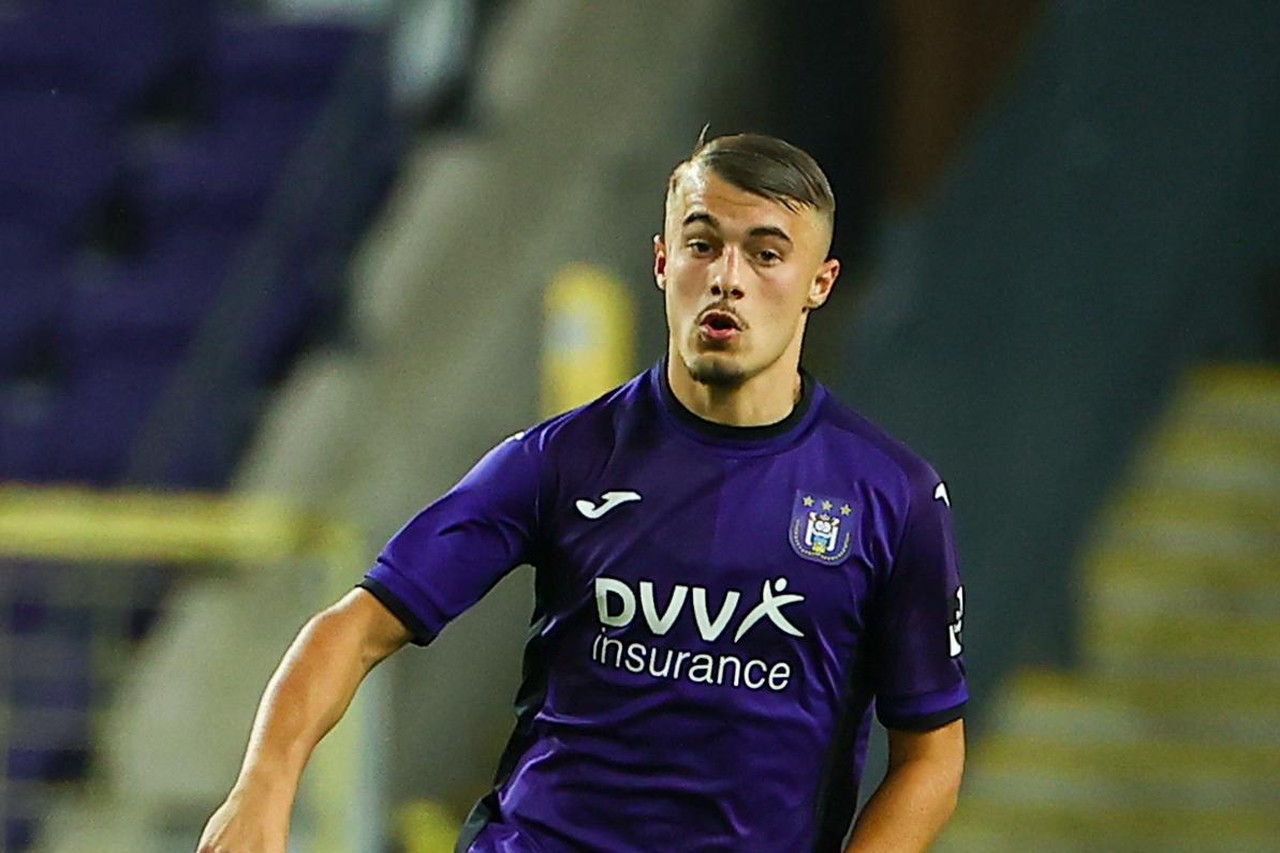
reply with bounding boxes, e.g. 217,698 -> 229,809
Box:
362,430 -> 544,645
886,718 -> 966,775
871,463 -> 968,731
329,587 -> 413,668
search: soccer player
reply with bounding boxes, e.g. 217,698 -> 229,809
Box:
198,131 -> 967,852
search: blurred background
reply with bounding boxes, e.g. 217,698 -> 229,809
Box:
1,0 -> 1277,850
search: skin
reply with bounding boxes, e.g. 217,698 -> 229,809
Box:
196,590 -> 409,853
659,162 -> 965,851
845,720 -> 966,851
198,156 -> 964,852
655,162 -> 840,427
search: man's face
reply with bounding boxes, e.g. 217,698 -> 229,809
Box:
654,164 -> 839,389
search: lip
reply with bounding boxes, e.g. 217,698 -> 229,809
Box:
697,313 -> 741,343
697,309 -> 744,341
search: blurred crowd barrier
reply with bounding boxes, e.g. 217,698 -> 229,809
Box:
0,486 -> 377,852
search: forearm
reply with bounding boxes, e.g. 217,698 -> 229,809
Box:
199,590 -> 408,852
844,719 -> 965,852
229,607 -> 371,794
229,596 -> 396,811
843,757 -> 960,851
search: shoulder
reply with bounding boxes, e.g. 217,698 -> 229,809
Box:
513,369 -> 653,461
449,372 -> 650,510
812,389 -> 943,503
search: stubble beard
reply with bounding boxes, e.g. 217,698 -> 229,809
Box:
681,332 -> 754,389
685,354 -> 747,388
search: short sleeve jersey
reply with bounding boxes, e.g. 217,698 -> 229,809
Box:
362,362 -> 967,853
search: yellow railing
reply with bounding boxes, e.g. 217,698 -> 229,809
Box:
0,484 -> 370,853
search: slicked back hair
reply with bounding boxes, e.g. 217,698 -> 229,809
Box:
668,130 -> 836,227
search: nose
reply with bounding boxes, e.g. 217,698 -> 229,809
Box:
709,246 -> 745,299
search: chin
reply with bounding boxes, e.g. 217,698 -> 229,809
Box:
683,352 -> 748,388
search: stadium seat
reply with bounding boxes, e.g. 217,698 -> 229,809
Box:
0,382 -> 62,483
0,91 -> 119,236
62,239 -> 236,369
52,361 -> 175,486
2,5 -> 404,850
130,121 -> 298,246
0,218 -> 59,263
3,564 -> 96,789
2,817 -> 36,853
26,0 -> 213,114
0,239 -> 64,380
0,284 -> 60,379
0,10 -> 99,106
212,17 -> 362,115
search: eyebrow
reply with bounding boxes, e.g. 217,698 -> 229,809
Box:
681,211 -> 793,245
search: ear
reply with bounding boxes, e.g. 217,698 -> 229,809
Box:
805,257 -> 840,311
653,234 -> 667,291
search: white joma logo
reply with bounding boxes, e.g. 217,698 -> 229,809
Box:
576,490 -> 642,519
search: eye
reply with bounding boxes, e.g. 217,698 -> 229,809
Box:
757,248 -> 783,264
687,239 -> 714,256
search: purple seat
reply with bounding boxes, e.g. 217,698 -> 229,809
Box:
0,259 -> 63,379
0,382 -> 63,483
0,11 -> 100,105
209,18 -> 369,167
16,0 -> 215,113
55,357 -> 241,489
0,219 -> 60,264
51,361 -> 175,486
62,239 -> 236,368
3,815 -> 36,853
130,122 -> 297,245
6,746 -> 91,783
212,17 -> 361,113
0,92 -> 118,235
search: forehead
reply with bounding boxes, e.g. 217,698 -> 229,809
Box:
665,163 -> 827,246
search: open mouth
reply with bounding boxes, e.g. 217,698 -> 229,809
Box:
698,310 -> 743,340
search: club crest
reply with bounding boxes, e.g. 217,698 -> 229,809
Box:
789,491 -> 854,565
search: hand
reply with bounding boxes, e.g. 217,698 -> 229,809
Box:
196,788 -> 289,853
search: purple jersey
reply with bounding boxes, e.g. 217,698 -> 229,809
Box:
362,362 -> 967,852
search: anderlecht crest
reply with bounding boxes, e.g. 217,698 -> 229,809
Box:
790,491 -> 854,565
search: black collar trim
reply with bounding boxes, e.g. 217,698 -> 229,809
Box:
657,359 -> 814,442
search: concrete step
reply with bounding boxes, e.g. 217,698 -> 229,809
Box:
938,798 -> 1280,853
945,366 -> 1280,852
1086,548 -> 1278,588
1134,432 -> 1280,501
968,734 -> 1280,807
1086,606 -> 1280,658
1166,366 -> 1280,433
1085,550 -> 1280,617
1092,509 -> 1279,562
1104,490 -> 1280,537
991,669 -> 1280,748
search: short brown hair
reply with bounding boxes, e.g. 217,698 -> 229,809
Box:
669,130 -> 836,221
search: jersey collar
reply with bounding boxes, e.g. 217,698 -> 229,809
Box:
654,359 -> 819,447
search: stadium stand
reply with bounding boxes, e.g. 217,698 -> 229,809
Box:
0,1 -> 405,847
6,1 -> 1275,850
10,3 -> 765,849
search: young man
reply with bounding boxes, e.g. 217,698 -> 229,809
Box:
198,132 -> 967,852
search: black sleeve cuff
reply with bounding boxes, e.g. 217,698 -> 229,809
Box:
880,701 -> 966,732
357,578 -> 434,646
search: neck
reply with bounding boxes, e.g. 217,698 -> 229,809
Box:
665,349 -> 803,428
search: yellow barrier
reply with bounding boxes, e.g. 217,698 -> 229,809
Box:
541,262 -> 636,418
0,484 -> 369,853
